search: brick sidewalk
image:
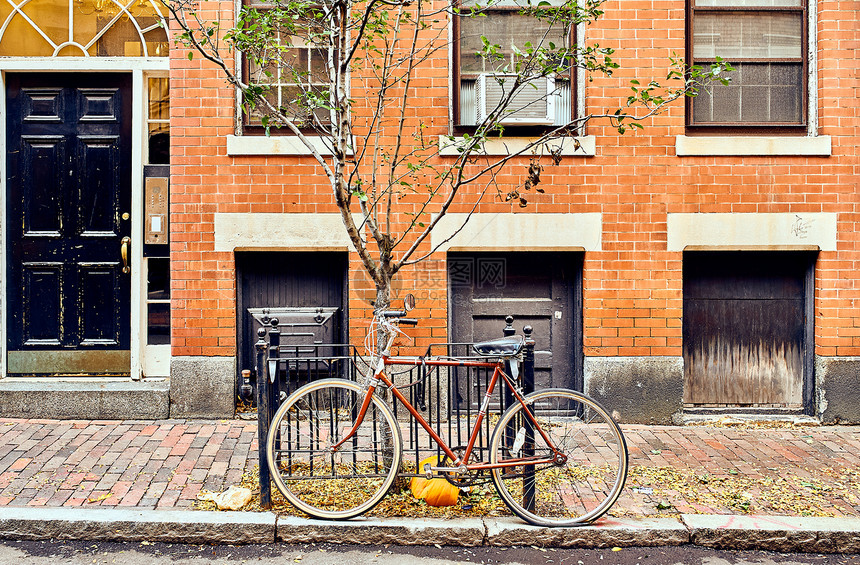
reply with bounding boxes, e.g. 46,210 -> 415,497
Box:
1,418 -> 858,518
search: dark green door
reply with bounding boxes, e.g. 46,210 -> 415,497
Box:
5,73 -> 132,375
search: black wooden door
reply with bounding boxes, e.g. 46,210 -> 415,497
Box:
683,251 -> 815,408
5,73 -> 132,375
449,252 -> 582,393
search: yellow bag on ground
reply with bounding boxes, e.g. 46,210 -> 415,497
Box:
410,456 -> 459,507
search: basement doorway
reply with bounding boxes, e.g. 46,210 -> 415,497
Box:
683,251 -> 816,413
236,251 -> 348,396
448,251 -> 583,398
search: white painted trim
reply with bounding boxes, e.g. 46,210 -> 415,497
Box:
226,134 -> 342,156
143,344 -> 171,377
130,69 -> 144,381
214,213 -> 358,251
807,0 -> 818,137
675,136 -> 832,157
438,135 -> 595,157
667,213 -> 838,252
431,213 -> 602,252
0,72 -> 7,378
0,57 -> 168,71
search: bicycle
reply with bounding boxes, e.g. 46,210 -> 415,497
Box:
265,295 -> 628,527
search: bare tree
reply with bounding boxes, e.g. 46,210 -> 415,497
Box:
167,0 -> 729,314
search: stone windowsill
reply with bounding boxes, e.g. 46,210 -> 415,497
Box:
438,135 -> 596,157
226,135 -> 344,156
675,135 -> 832,157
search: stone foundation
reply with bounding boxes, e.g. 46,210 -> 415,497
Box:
584,356 -> 684,425
169,356 -> 236,418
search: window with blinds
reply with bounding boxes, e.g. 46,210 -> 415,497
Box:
688,0 -> 806,127
455,1 -> 574,128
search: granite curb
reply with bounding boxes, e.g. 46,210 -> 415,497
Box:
0,508 -> 858,553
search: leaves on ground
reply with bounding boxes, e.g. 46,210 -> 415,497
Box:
616,465 -> 860,518
195,462 -> 860,520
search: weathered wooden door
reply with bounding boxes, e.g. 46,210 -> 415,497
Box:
5,73 -> 132,375
236,252 -> 347,380
683,251 -> 814,408
449,252 -> 582,392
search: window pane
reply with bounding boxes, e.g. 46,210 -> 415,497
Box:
0,0 -> 168,57
460,79 -> 477,125
147,303 -> 170,345
147,258 -> 170,300
459,11 -> 567,74
693,12 -> 802,59
148,78 -> 169,120
691,62 -> 802,123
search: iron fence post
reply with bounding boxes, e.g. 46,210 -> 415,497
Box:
255,326 -> 271,510
502,316 -> 515,412
522,325 -> 536,513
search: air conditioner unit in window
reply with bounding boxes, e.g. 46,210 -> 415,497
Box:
476,74 -> 556,126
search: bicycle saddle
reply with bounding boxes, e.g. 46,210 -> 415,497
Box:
472,336 -> 524,357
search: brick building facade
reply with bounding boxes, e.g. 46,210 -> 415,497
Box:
1,0 -> 857,423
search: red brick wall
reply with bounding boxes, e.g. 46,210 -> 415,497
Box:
169,0 -> 858,359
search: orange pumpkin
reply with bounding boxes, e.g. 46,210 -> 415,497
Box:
410,456 -> 459,507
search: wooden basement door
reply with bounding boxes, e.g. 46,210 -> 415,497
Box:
449,252 -> 583,394
683,251 -> 815,408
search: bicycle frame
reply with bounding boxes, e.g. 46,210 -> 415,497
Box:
331,347 -> 564,474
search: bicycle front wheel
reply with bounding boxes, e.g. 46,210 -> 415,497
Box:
266,378 -> 402,520
489,388 -> 628,526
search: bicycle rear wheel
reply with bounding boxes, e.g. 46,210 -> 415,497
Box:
489,388 -> 628,526
266,378 -> 402,520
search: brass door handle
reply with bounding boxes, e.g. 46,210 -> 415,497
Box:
121,236 -> 131,274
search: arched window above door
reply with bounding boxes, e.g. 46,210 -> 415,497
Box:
0,0 -> 168,57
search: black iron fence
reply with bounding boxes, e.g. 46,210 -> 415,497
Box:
250,316 -> 535,508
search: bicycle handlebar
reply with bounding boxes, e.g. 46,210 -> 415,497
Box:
381,310 -> 407,318
398,318 -> 418,326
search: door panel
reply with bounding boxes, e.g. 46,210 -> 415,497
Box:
79,264 -> 122,345
22,263 -> 63,345
78,136 -> 122,235
449,252 -> 582,398
683,251 -> 813,407
6,73 -> 132,375
22,136 -> 66,234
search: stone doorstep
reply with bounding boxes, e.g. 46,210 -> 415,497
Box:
1,509 -> 859,553
0,379 -> 170,420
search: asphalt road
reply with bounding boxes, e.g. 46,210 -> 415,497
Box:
0,540 -> 857,565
